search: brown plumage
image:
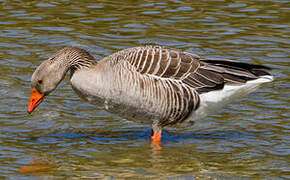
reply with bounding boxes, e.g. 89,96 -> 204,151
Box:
108,46 -> 271,93
28,45 -> 273,143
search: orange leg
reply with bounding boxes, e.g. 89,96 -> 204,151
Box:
151,129 -> 162,146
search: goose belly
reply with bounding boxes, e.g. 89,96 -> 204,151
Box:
70,69 -> 163,125
72,86 -> 162,125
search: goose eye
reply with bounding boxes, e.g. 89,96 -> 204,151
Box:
37,80 -> 43,85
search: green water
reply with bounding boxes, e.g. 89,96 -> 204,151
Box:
0,0 -> 289,179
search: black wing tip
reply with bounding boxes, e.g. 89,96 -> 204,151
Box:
200,58 -> 273,70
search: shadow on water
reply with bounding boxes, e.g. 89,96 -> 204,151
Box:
28,128 -> 257,145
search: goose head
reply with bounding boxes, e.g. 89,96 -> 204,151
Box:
28,55 -> 68,113
27,47 -> 96,113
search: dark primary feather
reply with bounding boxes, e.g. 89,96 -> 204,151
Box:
199,58 -> 271,85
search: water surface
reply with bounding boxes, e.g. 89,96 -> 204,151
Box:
0,0 -> 289,179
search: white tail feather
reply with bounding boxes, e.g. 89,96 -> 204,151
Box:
184,75 -> 274,125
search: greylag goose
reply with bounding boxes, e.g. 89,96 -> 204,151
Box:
28,46 -> 273,143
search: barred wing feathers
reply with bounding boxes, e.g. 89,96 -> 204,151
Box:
115,46 -> 271,93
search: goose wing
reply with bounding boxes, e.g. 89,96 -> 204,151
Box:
116,46 -> 270,93
118,46 -> 225,94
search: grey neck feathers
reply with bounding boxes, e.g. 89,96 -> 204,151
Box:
51,47 -> 96,73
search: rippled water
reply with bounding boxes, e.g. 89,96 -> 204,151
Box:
0,0 -> 289,179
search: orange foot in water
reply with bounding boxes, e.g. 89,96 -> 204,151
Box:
151,131 -> 162,145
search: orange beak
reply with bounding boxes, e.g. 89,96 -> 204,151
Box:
27,88 -> 45,114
